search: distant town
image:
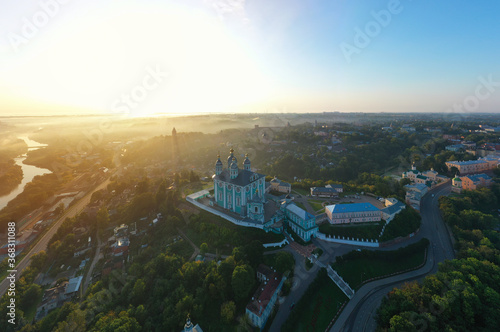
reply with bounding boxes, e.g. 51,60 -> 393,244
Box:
0,112 -> 499,331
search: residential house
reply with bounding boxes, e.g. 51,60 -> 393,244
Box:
269,177 -> 292,194
445,157 -> 499,174
404,184 -> 429,210
452,173 -> 493,193
310,184 -> 343,197
246,269 -> 285,329
445,144 -> 466,152
381,199 -> 406,222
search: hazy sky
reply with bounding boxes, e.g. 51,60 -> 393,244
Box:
1,0 -> 500,116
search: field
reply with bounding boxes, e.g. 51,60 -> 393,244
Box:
282,268 -> 348,331
308,200 -> 324,211
184,211 -> 284,255
332,242 -> 427,290
292,188 -> 309,196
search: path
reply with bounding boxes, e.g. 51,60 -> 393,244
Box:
82,233 -> 102,295
176,228 -> 200,261
332,181 -> 455,332
268,246 -> 320,332
0,177 -> 112,298
326,265 -> 354,299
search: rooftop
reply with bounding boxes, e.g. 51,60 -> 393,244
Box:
446,160 -> 488,166
286,204 -> 314,220
246,272 -> 283,317
187,190 -> 210,200
311,187 -> 338,193
326,202 -> 379,214
381,201 -> 406,215
404,183 -> 428,191
65,276 -> 83,295
214,169 -> 265,187
464,173 -> 492,182
257,264 -> 274,280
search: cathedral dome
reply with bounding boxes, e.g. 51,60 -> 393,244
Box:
230,159 -> 238,169
215,156 -> 222,166
227,148 -> 237,165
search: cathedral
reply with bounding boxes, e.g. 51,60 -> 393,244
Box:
212,149 -> 267,222
205,148 -> 318,241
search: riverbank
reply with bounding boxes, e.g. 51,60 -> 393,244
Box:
0,161 -> 23,196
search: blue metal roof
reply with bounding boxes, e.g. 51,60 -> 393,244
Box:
326,202 -> 379,214
465,173 -> 492,182
447,160 -> 487,166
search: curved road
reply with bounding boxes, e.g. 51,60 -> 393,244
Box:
0,177 -> 111,297
333,182 -> 455,332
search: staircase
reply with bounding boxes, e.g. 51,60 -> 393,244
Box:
327,265 -> 355,299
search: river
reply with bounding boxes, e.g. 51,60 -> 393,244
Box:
0,137 -> 52,210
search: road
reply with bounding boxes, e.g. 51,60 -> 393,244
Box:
82,233 -> 102,295
268,246 -> 323,332
0,177 -> 111,297
333,181 -> 455,332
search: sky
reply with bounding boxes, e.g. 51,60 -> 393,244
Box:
1,0 -> 500,117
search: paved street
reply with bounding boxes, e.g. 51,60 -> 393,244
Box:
0,177 -> 111,297
82,233 -> 102,295
268,245 -> 322,332
332,182 -> 455,332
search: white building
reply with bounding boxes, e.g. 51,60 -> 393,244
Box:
246,269 -> 285,329
404,184 -> 428,210
283,203 -> 318,242
325,203 -> 381,224
269,177 -> 292,194
381,199 -> 406,222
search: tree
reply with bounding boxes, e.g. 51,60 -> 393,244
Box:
96,207 -> 110,230
220,301 -> 236,324
200,243 -> 208,255
130,279 -> 146,305
389,314 -> 416,332
90,190 -> 103,204
274,251 -> 294,274
232,247 -> 244,263
155,181 -> 167,207
92,311 -> 140,332
189,170 -> 199,183
231,265 -> 255,302
135,177 -> 150,194
54,309 -> 87,332
20,284 -> 42,311
244,240 -> 263,269
30,250 -> 47,270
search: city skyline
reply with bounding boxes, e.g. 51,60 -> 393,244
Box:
1,0 -> 500,116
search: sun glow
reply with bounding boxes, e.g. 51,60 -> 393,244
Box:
2,3 -> 274,116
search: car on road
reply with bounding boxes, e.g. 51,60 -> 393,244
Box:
431,194 -> 435,197
290,302 -> 295,310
